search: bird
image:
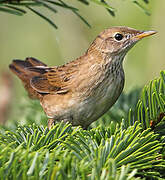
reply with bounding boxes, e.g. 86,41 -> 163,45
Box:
9,26 -> 157,129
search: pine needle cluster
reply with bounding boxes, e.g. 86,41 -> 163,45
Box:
0,71 -> 164,179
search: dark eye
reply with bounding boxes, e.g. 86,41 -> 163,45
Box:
114,33 -> 123,41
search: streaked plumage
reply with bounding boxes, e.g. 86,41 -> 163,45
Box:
9,27 -> 156,129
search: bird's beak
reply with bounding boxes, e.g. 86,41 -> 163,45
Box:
133,30 -> 157,40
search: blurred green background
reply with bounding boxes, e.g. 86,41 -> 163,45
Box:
0,0 -> 164,125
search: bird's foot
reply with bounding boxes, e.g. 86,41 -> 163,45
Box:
48,118 -> 55,130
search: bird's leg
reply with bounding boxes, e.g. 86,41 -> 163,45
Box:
48,118 -> 55,130
83,125 -> 89,130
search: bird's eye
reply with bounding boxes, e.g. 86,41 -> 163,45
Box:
114,33 -> 124,41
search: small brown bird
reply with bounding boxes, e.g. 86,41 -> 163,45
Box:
9,26 -> 156,129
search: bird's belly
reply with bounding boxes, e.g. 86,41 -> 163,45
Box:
74,75 -> 124,127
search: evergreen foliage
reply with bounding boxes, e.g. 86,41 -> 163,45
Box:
0,71 -> 165,179
0,0 -> 151,29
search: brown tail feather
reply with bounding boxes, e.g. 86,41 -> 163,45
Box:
25,57 -> 47,67
9,57 -> 47,99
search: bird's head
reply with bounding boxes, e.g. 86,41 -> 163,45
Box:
89,26 -> 157,57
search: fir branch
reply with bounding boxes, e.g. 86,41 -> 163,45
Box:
0,0 -> 151,29
0,121 -> 164,179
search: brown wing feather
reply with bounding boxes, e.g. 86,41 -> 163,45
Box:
30,67 -> 72,94
30,76 -> 61,93
29,58 -> 81,94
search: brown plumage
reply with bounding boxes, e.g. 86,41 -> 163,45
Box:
9,57 -> 47,99
9,27 -> 157,129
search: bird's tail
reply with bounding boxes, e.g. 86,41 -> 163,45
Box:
9,57 -> 47,99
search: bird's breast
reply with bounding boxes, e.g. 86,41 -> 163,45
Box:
75,63 -> 125,127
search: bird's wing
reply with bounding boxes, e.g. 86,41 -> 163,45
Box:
29,65 -> 76,94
